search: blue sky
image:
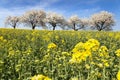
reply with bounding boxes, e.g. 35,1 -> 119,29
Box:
0,0 -> 120,30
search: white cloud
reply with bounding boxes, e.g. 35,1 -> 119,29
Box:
71,7 -> 101,18
0,0 -> 60,16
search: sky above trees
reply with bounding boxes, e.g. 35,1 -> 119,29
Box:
0,0 -> 120,30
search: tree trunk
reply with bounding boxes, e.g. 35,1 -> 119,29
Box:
32,25 -> 36,30
73,23 -> 76,31
100,29 -> 102,31
98,28 -> 102,31
13,24 -> 16,29
98,22 -> 105,31
53,26 -> 56,30
52,23 -> 56,30
13,26 -> 15,29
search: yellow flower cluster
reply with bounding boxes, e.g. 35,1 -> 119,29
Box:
115,49 -> 120,57
48,43 -> 57,49
99,46 -> 109,58
31,74 -> 51,80
70,39 -> 111,67
0,36 -> 3,40
84,39 -> 100,51
0,36 -> 7,42
70,39 -> 100,63
95,46 -> 110,68
117,70 -> 120,80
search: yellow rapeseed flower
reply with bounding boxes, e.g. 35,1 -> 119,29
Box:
69,52 -> 82,63
72,42 -> 85,53
0,36 -> 3,40
70,50 -> 91,63
97,72 -> 102,78
55,35 -> 59,40
97,63 -> 103,68
117,70 -> 120,80
99,46 -> 109,58
74,42 -> 84,51
70,39 -> 99,63
9,50 -> 15,56
62,52 -> 70,56
104,62 -> 109,67
31,74 -> 51,80
85,64 -> 90,69
61,39 -> 65,43
71,77 -> 78,80
85,39 -> 100,51
48,43 -> 57,49
0,60 -> 4,64
99,46 -> 108,52
115,49 -> 120,57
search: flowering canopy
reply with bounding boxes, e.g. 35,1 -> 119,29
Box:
90,11 -> 115,31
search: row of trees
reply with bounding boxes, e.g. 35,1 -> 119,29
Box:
5,10 -> 115,31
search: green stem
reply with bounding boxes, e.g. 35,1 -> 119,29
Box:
103,66 -> 106,80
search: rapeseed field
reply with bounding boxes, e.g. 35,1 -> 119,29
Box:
0,29 -> 120,80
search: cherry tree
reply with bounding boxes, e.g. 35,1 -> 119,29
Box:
80,18 -> 89,30
46,12 -> 65,30
21,10 -> 46,30
68,15 -> 89,31
68,15 -> 80,31
90,11 -> 115,31
5,16 -> 20,29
